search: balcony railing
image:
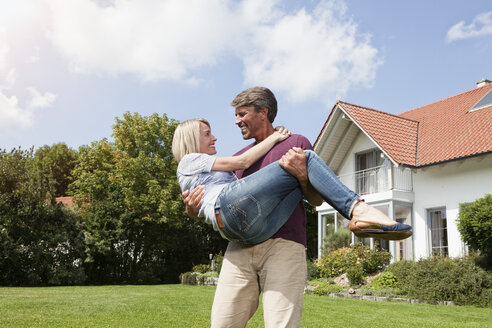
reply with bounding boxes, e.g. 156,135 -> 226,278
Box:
337,165 -> 412,195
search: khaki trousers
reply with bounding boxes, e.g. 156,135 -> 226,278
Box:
211,238 -> 307,328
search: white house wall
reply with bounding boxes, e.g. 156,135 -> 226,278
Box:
317,126 -> 492,260
336,132 -> 377,188
412,153 -> 492,259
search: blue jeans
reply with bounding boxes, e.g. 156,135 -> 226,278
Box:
216,150 -> 359,244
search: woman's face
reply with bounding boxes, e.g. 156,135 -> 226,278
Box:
199,122 -> 217,155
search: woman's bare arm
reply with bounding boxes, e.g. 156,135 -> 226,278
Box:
211,128 -> 291,171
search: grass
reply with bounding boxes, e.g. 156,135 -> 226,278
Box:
0,285 -> 490,327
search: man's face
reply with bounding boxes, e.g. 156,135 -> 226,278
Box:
235,105 -> 265,140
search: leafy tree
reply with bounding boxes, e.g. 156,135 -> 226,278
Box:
458,194 -> 492,259
34,143 -> 79,199
70,112 -> 227,284
0,148 -> 85,286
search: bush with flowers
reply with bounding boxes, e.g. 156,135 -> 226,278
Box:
315,242 -> 391,285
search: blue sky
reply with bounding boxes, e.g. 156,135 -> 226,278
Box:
1,0 -> 491,156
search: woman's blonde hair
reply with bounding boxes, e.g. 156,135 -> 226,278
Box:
172,118 -> 210,162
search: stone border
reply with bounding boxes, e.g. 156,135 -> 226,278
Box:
304,286 -> 455,305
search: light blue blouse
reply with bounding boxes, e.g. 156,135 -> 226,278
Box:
177,153 -> 237,230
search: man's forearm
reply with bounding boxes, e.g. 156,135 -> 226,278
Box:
299,178 -> 323,206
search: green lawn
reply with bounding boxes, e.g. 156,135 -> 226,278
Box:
0,285 -> 490,328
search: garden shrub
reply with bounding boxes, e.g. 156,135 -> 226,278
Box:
384,260 -> 416,283
345,265 -> 365,286
214,252 -> 224,273
322,225 -> 351,254
388,257 -> 492,307
307,259 -> 321,280
371,271 -> 398,290
180,272 -> 198,285
315,243 -> 391,280
345,243 -> 391,275
316,247 -> 350,278
308,279 -> 343,295
192,264 -> 212,273
457,194 -> 492,259
180,271 -> 218,285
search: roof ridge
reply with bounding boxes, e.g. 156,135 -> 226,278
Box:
337,100 -> 419,124
399,83 -> 492,115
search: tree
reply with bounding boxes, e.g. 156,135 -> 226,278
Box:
70,112 -> 227,284
0,148 -> 85,286
34,143 -> 79,199
457,194 -> 492,259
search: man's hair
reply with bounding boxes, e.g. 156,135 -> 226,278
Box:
172,118 -> 210,162
231,87 -> 277,123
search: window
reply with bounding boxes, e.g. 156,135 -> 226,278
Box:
428,208 -> 448,257
470,89 -> 492,112
395,204 -> 413,261
354,204 -> 390,252
321,212 -> 350,255
355,149 -> 385,195
372,204 -> 390,252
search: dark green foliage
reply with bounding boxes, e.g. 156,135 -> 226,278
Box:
306,258 -> 321,280
0,148 -> 85,286
304,202 -> 318,260
1,112 -> 229,286
458,194 -> 492,259
383,260 -> 416,282
386,257 -> 492,307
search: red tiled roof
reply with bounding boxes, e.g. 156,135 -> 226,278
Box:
55,196 -> 74,207
319,83 -> 492,167
339,102 -> 419,166
399,83 -> 492,166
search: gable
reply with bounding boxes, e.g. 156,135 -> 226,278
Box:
315,83 -> 492,168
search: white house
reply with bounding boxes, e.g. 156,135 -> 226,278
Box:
314,79 -> 492,261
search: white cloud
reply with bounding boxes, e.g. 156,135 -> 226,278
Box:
0,3 -> 57,133
241,0 -> 381,103
0,92 -> 33,130
0,87 -> 56,131
44,0 -> 381,103
25,46 -> 40,64
447,11 -> 492,42
45,0 -> 237,81
27,87 -> 56,109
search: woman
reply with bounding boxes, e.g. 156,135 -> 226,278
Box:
172,119 -> 412,245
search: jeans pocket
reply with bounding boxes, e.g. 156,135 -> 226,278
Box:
227,194 -> 261,233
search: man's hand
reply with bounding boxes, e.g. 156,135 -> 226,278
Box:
279,147 -> 308,181
182,185 -> 205,220
279,147 -> 323,206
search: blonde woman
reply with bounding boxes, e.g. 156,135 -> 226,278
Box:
172,118 -> 412,244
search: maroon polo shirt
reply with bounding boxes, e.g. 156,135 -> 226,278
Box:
234,134 -> 313,246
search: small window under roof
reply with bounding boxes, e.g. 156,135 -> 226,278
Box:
470,89 -> 492,112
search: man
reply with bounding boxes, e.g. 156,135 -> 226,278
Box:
183,87 -> 322,327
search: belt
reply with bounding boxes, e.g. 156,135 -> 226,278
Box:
215,210 -> 224,228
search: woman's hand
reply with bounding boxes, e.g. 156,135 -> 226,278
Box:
273,126 -> 292,141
